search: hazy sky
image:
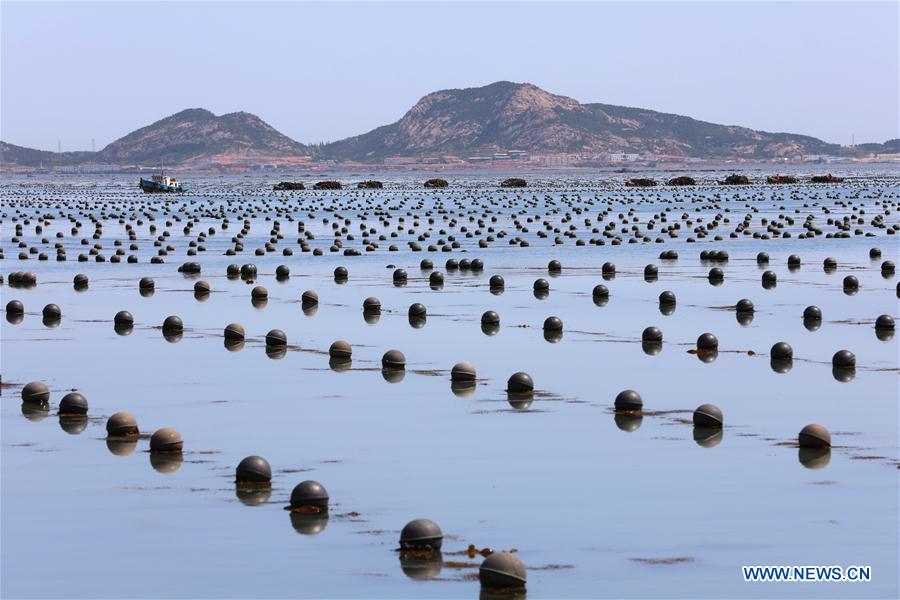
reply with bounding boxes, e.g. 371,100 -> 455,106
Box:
2,1 -> 898,152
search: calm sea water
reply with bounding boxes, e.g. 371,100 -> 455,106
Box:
2,171 -> 898,598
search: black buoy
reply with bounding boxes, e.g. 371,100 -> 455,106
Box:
803,305 -> 822,321
399,519 -> 443,550
114,310 -> 134,325
106,412 -> 139,437
289,480 -> 329,511
363,297 -> 382,313
659,290 -> 676,305
479,552 -> 526,590
548,259 -> 562,273
875,314 -> 895,330
507,372 -> 533,393
6,299 -> 24,315
842,275 -> 859,292
593,284 -> 609,299
756,252 -> 769,265
736,298 -> 754,313
329,340 -> 352,359
22,381 -> 50,403
771,341 -> 793,360
451,362 -> 476,382
162,315 -> 183,332
224,323 -> 245,340
489,275 -> 505,289
697,332 -> 718,351
42,303 -> 61,319
533,278 -> 549,291
301,290 -> 319,307
149,427 -> 183,453
382,349 -> 406,369
642,326 -> 662,343
236,456 -> 272,484
614,389 -> 642,411
481,310 -> 500,325
832,350 -> 855,368
266,329 -> 287,346
799,424 -> 831,448
693,403 -> 723,427
543,316 -> 563,331
240,264 -> 257,280
58,392 -> 88,415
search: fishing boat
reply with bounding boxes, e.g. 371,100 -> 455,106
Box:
139,172 -> 184,193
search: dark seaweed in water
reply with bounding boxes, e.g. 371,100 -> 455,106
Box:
626,178 -> 657,187
500,178 -> 526,187
272,181 -> 305,190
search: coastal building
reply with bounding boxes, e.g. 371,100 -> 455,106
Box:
383,156 -> 419,165
607,152 -> 641,162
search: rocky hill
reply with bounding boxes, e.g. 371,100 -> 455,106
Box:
321,81 -> 843,161
0,142 -> 94,168
95,108 -> 310,165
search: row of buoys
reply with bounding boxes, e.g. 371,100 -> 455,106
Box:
6,254 -> 895,353
610,390 -> 833,456
6,195 -> 897,259
19,378 -> 529,591
20,382 -> 183,454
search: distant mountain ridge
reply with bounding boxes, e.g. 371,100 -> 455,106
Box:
321,81 -> 847,161
1,82 -> 896,167
95,108 -> 310,165
0,142 -> 94,167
